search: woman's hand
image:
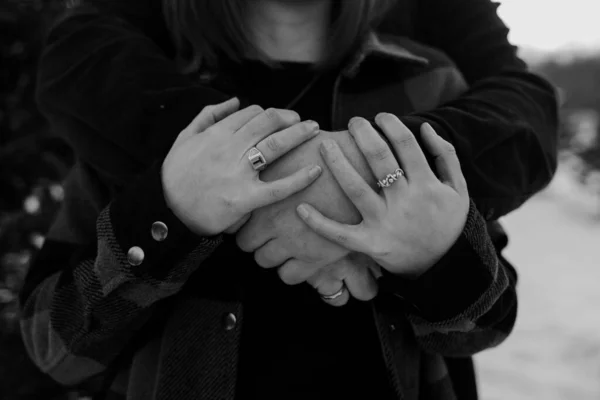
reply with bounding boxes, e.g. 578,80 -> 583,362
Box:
296,114 -> 469,278
162,98 -> 322,236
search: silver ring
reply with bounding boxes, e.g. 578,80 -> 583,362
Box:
248,147 -> 267,171
320,284 -> 347,301
377,168 -> 404,188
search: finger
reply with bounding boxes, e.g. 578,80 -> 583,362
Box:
189,97 -> 241,133
420,123 -> 468,195
235,213 -> 273,253
212,104 -> 265,133
307,271 -> 350,307
340,254 -> 379,301
368,262 -> 383,279
236,108 -> 301,147
245,165 -> 322,211
254,240 -> 292,269
174,98 -> 240,145
296,203 -> 368,253
347,117 -> 402,189
319,139 -> 382,218
255,120 -> 320,164
279,259 -> 320,285
374,113 -> 436,182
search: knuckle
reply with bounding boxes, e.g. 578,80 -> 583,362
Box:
236,235 -> 252,252
301,252 -> 320,265
220,193 -> 241,212
333,233 -> 349,245
366,146 -> 391,162
311,220 -> 326,235
253,252 -> 267,267
287,110 -> 301,123
347,185 -> 367,200
264,107 -> 281,123
332,298 -> 348,307
278,267 -> 301,285
202,104 -> 216,114
362,288 -> 377,301
421,183 -> 439,198
254,249 -> 275,268
444,142 -> 457,155
269,186 -> 284,200
351,287 -> 374,301
264,135 -> 282,153
392,135 -> 416,149
369,242 -> 389,259
247,104 -> 264,115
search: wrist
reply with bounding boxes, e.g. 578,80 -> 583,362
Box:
160,161 -> 222,237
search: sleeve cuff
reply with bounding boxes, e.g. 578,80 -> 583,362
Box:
378,200 -> 495,322
110,162 -> 222,278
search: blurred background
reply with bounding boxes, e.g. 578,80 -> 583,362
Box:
0,0 -> 598,399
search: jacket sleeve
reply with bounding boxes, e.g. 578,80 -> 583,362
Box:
19,163 -> 222,386
23,8 -> 232,385
395,0 -> 559,220
379,200 -> 517,357
36,6 -> 230,187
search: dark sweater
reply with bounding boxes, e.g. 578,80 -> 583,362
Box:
231,61 -> 394,399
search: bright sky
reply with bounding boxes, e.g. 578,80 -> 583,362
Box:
497,0 -> 600,51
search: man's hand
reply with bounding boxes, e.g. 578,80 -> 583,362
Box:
236,129 -> 377,269
306,253 -> 382,307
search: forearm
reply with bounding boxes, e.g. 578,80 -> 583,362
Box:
19,165 -> 221,385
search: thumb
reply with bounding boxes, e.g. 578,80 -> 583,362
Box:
171,97 -> 240,150
190,97 -> 240,133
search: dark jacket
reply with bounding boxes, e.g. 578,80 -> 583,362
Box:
69,0 -> 559,220
19,1 -> 557,399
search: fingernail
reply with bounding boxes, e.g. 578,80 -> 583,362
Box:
349,117 -> 361,126
309,165 -> 322,179
297,204 -> 310,219
307,120 -> 320,133
422,123 -> 436,135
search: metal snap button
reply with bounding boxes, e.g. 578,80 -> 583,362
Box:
223,313 -> 237,331
127,246 -> 145,266
151,221 -> 168,242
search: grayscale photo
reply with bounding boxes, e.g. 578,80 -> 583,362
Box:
0,0 -> 598,399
